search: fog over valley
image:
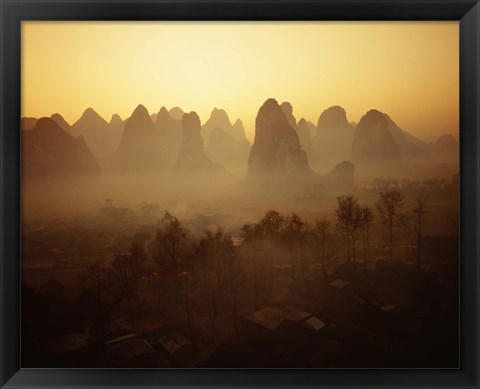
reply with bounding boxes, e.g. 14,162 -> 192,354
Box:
21,97 -> 459,368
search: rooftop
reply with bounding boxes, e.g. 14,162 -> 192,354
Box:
158,333 -> 193,354
329,279 -> 351,289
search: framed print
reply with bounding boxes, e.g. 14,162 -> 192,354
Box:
1,0 -> 479,388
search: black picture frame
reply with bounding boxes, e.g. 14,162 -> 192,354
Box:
1,0 -> 479,387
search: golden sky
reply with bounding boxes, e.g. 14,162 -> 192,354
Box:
22,21 -> 458,142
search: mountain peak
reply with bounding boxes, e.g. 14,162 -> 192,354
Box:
157,106 -> 171,122
436,133 -> 457,146
158,106 -> 169,114
124,105 -> 154,131
24,117 -> 100,176
176,111 -> 219,172
231,119 -> 247,141
131,104 -> 149,118
351,109 -> 402,174
365,108 -> 383,117
280,101 -> 293,116
50,113 -> 68,123
82,107 -> 99,118
280,101 -> 297,130
202,107 -> 232,141
34,117 -> 64,133
317,105 -> 350,131
50,113 -> 71,131
169,106 -> 185,121
109,113 -> 123,126
75,107 -> 109,127
208,107 -> 231,126
262,98 -> 280,110
248,98 -> 311,180
183,111 -> 201,130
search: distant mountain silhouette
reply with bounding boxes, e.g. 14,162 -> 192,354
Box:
23,117 -> 100,176
118,105 -> 155,150
23,102 -> 458,179
280,102 -> 297,130
206,127 -> 250,176
248,98 -> 314,188
231,119 -> 248,141
70,108 -> 114,158
50,113 -> 71,132
296,119 -> 314,161
313,106 -> 355,173
202,108 -> 247,142
321,161 -> 355,190
201,108 -> 250,175
382,113 -> 432,165
155,106 -> 183,169
351,109 -> 402,176
169,107 -> 185,121
317,106 -> 352,132
202,108 -> 231,141
21,117 -> 38,131
280,102 -> 315,163
109,113 -> 124,128
429,134 -> 458,165
176,112 -> 221,172
113,105 -> 161,170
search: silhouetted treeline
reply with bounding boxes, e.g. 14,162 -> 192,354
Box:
21,187 -> 458,368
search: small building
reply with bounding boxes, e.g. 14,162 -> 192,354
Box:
105,334 -> 157,368
303,316 -> 327,331
157,333 -> 193,357
329,279 -> 351,289
272,263 -> 292,277
380,304 -> 396,312
244,306 -> 286,331
281,305 -> 311,323
243,305 -> 327,338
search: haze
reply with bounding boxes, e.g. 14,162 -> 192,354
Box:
22,21 -> 458,142
21,21 -> 459,369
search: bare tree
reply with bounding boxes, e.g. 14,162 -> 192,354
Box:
258,210 -> 285,239
412,195 -> 428,268
335,195 -> 363,266
375,190 -> 404,258
314,217 -> 331,279
284,213 -> 308,278
221,234 -> 242,337
81,264 -> 117,365
195,229 -> 226,332
360,206 -> 374,270
130,241 -> 146,304
111,241 -> 147,323
155,211 -> 188,271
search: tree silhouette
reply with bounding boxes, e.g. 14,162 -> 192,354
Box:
258,210 -> 285,239
81,263 -> 118,365
376,190 -> 404,258
111,241 -> 146,323
335,195 -> 362,265
221,234 -> 242,337
284,213 -> 308,278
195,229 -> 227,332
155,211 -> 188,271
412,195 -> 428,268
360,206 -> 374,269
314,216 -> 332,279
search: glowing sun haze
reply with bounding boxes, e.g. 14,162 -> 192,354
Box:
22,21 -> 458,142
